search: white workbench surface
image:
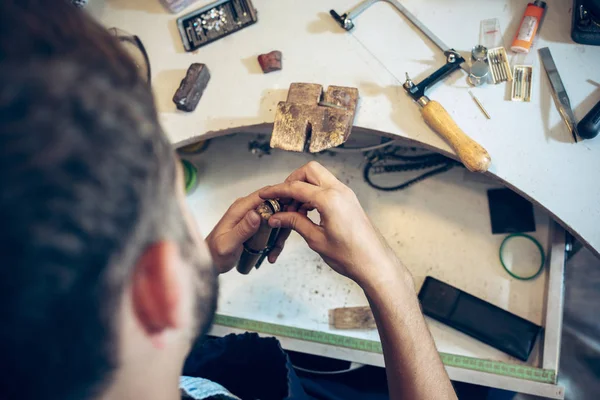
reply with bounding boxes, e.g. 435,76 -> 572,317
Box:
94,0 -> 600,257
183,133 -> 562,397
186,133 -> 551,366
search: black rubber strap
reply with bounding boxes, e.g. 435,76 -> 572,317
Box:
242,243 -> 273,256
363,152 -> 461,192
242,227 -> 281,270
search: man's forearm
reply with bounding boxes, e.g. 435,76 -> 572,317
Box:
363,268 -> 457,400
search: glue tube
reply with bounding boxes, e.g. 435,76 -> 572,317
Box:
511,1 -> 547,53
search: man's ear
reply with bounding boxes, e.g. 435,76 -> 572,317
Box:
131,241 -> 182,337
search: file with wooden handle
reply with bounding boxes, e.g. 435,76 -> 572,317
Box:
421,100 -> 491,173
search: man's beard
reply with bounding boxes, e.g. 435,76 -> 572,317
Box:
180,231 -> 219,346
192,263 -> 218,342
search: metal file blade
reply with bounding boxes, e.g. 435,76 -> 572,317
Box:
385,0 -> 449,53
332,0 -> 468,72
539,47 -> 579,143
339,0 -> 462,67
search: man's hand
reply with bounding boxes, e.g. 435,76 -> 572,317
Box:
205,190 -> 265,274
258,161 -> 407,289
261,162 -> 457,399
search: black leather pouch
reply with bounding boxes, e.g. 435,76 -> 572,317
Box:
418,276 -> 541,361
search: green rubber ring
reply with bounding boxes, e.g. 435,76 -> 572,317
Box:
499,233 -> 545,281
181,159 -> 197,194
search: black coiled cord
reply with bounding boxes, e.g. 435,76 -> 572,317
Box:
363,149 -> 463,192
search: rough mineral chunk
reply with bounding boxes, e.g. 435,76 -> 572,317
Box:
172,63 -> 210,112
257,51 -> 282,73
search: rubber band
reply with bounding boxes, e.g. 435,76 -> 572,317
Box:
499,233 -> 545,281
181,159 -> 197,194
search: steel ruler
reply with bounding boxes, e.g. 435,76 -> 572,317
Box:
213,314 -> 556,384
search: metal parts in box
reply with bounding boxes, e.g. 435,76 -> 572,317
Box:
177,0 -> 258,51
512,65 -> 533,102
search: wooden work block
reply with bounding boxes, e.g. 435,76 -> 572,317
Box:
331,306 -> 376,330
271,83 -> 359,153
172,63 -> 210,112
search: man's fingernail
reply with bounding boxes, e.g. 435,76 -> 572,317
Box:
270,218 -> 281,228
247,211 -> 261,226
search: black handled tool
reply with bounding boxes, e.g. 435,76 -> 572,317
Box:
577,99 -> 600,139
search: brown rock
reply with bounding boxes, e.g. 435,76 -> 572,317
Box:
172,63 -> 210,112
257,51 -> 282,73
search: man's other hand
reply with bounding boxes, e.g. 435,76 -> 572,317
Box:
259,161 -> 406,289
205,190 -> 265,274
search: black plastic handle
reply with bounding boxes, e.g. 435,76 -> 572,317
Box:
577,99 -> 600,139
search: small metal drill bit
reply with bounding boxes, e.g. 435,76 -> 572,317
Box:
493,53 -> 501,82
520,70 -> 524,99
495,53 -> 504,82
492,52 -> 500,82
524,69 -> 528,99
490,53 -> 498,83
525,69 -> 532,101
469,90 -> 491,119
499,53 -> 506,82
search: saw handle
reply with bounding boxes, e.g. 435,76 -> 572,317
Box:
421,100 -> 491,172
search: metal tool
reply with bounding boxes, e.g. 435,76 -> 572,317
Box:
577,98 -> 600,139
524,71 -> 529,100
330,0 -> 451,56
177,0 -> 258,52
488,47 -> 512,84
330,0 -> 491,172
469,60 -> 490,87
236,199 -> 281,274
539,47 -> 579,142
512,65 -> 533,102
469,90 -> 491,119
471,45 -> 488,62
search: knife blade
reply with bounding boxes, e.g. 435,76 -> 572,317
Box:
539,47 -> 579,143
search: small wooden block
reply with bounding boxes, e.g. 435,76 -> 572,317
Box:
270,83 -> 359,153
257,50 -> 282,73
331,306 -> 376,330
173,63 -> 211,112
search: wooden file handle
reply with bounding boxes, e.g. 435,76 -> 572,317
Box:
421,100 -> 491,173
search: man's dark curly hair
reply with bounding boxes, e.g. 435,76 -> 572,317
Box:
0,1 -> 200,399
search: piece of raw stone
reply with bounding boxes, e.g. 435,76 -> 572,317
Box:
172,63 -> 210,112
257,51 -> 282,73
